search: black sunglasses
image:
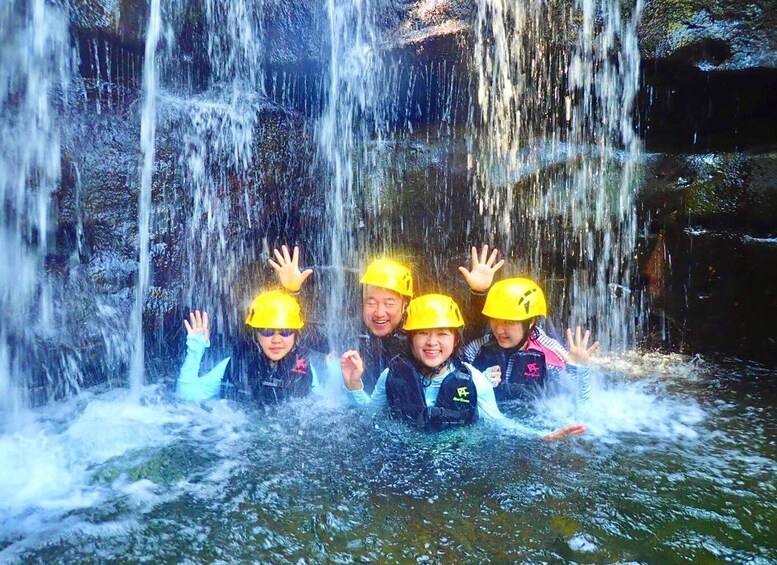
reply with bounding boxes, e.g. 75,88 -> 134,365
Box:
256,329 -> 295,338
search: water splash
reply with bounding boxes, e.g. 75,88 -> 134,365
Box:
4,355 -> 776,563
0,0 -> 71,424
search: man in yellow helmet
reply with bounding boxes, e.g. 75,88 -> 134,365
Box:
340,293 -> 586,439
270,245 -> 412,394
458,249 -> 599,404
176,291 -> 327,405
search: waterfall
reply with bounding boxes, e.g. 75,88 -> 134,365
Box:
130,0 -> 162,392
0,0 -> 70,423
0,0 -> 647,404
472,0 -> 644,351
172,0 -> 266,336
317,0 -> 385,353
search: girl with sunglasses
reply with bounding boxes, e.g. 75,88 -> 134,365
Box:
176,291 -> 325,405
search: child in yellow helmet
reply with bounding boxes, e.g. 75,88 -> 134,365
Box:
340,293 -> 585,439
458,246 -> 599,404
176,291 -> 327,405
270,245 -> 412,394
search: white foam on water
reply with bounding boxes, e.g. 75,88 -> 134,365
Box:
534,353 -> 706,442
0,385 -> 249,558
568,533 -> 598,552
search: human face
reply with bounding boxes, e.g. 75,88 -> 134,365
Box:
362,285 -> 405,337
411,328 -> 456,369
255,329 -> 296,361
489,318 -> 529,349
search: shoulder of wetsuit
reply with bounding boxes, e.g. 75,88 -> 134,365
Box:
451,357 -> 474,378
461,291 -> 489,338
387,352 -> 416,373
535,323 -> 563,343
384,330 -> 408,357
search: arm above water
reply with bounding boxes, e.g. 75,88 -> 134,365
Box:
460,335 -> 488,365
555,326 -> 600,404
348,367 -> 389,411
468,363 -> 542,436
458,245 -> 504,337
176,333 -> 231,401
468,363 -> 585,440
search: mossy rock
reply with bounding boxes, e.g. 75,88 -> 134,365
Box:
639,0 -> 777,70
95,442 -> 219,484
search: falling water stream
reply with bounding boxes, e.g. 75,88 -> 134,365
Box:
0,0 -> 71,424
0,0 -> 775,562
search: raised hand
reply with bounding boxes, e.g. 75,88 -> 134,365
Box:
269,244 -> 313,292
543,424 -> 586,441
183,310 -> 210,342
340,350 -> 365,391
562,326 -> 600,366
458,244 -> 505,293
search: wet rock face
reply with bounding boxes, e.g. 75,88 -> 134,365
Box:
638,152 -> 777,364
638,0 -> 777,70
68,0 -> 777,73
641,152 -> 777,234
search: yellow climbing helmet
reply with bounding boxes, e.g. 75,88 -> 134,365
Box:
482,278 -> 547,321
360,258 -> 414,297
245,291 -> 304,329
403,294 -> 464,331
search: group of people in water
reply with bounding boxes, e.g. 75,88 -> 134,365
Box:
177,245 -> 599,440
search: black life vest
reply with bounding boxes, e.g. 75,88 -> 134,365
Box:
222,341 -> 313,405
384,355 -> 478,431
359,330 -> 407,395
472,340 -> 547,401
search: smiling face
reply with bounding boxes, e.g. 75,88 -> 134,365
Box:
255,330 -> 296,361
362,285 -> 405,337
410,328 -> 456,369
489,318 -> 530,349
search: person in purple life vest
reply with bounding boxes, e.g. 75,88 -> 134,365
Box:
458,246 -> 599,405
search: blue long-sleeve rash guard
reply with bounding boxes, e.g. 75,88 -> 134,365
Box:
176,334 -> 322,402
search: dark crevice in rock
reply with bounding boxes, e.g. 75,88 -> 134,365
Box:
669,37 -> 732,67
640,60 -> 777,152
